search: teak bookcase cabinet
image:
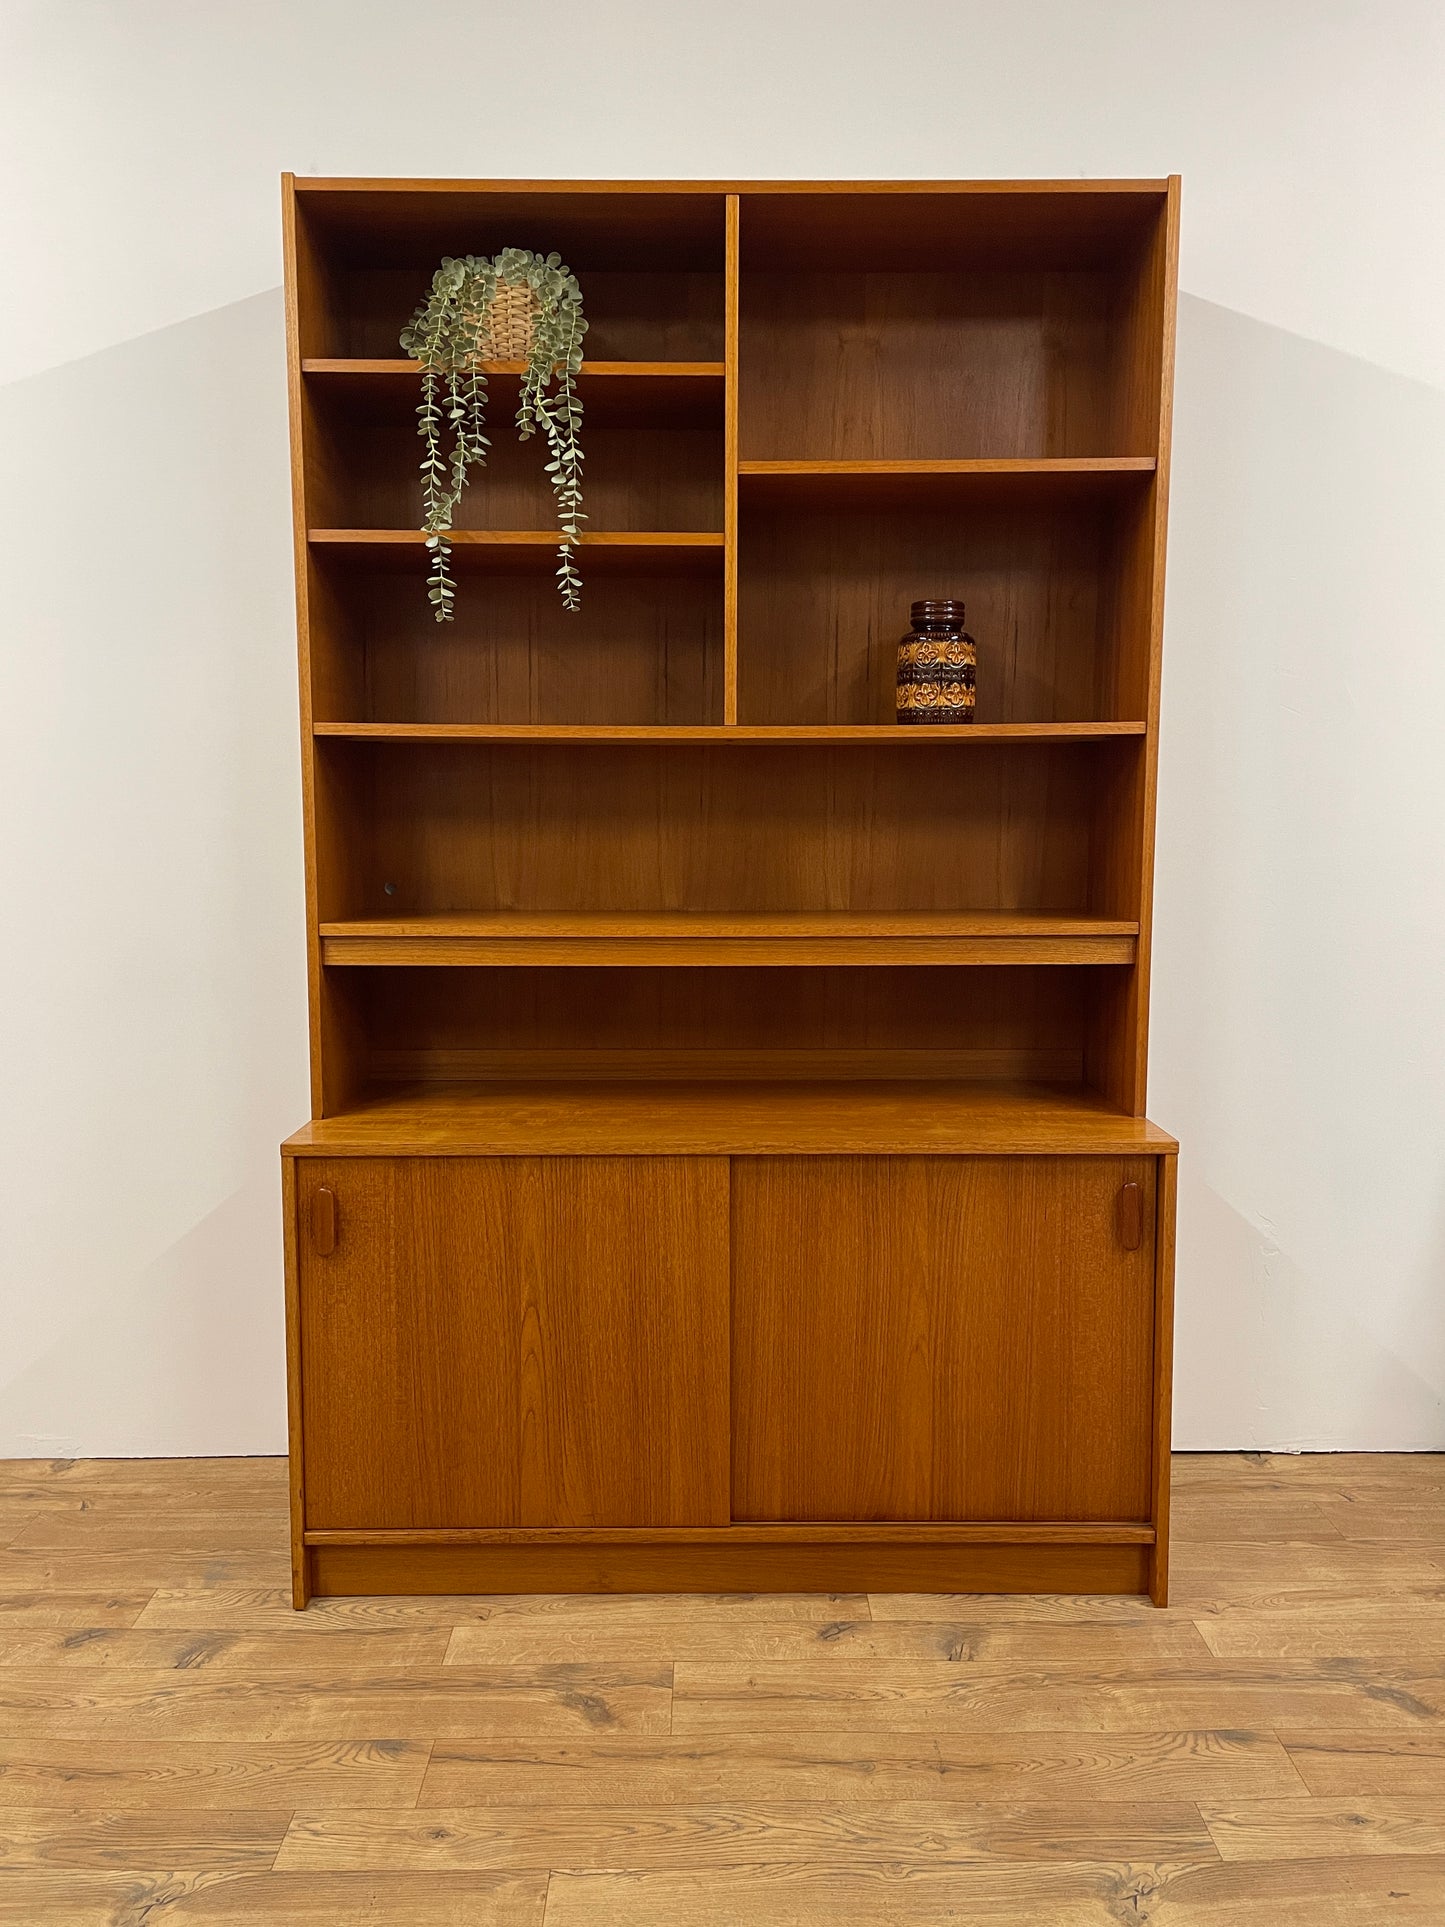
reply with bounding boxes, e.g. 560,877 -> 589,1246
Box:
280,176 -> 1180,1608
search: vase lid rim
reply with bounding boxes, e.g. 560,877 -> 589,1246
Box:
910,598 -> 966,620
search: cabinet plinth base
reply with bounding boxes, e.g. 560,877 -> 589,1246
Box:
303,1535 -> 1152,1601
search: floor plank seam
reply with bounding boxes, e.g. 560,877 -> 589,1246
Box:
414,1737 -> 436,1807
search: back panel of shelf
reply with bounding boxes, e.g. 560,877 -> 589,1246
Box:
736,476 -> 1157,726
336,961 -> 1109,1087
310,737 -> 1142,921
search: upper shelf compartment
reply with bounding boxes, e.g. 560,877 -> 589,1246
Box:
292,184 -> 728,362
736,185 -> 1171,464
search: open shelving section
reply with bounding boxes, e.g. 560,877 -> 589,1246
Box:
281,177 -> 1180,1606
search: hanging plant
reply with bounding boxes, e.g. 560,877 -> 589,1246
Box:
399,248 -> 587,619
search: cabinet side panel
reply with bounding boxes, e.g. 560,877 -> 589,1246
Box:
282,175 -> 326,1117
1129,178 -> 1181,1115
281,1153 -> 309,1608
1149,1150 -> 1178,1606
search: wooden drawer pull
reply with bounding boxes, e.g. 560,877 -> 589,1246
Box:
1117,1181 -> 1143,1251
311,1187 -> 337,1256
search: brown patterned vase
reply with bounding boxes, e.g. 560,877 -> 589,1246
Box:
896,599 -> 976,724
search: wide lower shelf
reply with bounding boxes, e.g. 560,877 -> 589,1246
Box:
283,1079 -> 1178,1157
318,911 -> 1139,968
315,722 -> 1147,743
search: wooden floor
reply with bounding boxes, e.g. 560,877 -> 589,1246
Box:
1,1455 -> 1443,1922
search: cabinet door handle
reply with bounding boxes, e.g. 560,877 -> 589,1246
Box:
1117,1181 -> 1143,1251
310,1187 -> 337,1256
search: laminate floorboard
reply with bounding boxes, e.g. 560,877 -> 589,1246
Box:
0,1451 -> 1440,1923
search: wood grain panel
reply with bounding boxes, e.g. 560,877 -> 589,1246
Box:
539,1858 -> 1445,1926
732,1156 -> 1155,1521
324,564 -> 723,729
667,1656 -> 1445,1735
419,1728 -> 1303,1808
275,1797 -> 1215,1874
736,496 -> 1137,727
342,267 -> 725,362
1203,1797 -> 1445,1862
309,1543 -> 1150,1598
1283,1732 -> 1445,1796
0,1869 -> 547,1925
323,411 -> 722,533
282,1083 -> 1178,1158
440,1607 -> 1208,1666
0,1738 -> 433,1809
1149,1150 -> 1179,1603
297,1157 -> 729,1530
1195,1604 -> 1445,1659
341,740 -> 1113,917
0,1806 -> 290,1869
739,270 -> 1127,460
357,962 -> 1090,1086
0,1626 -> 451,1670
0,1664 -> 672,1740
735,184 -> 1165,271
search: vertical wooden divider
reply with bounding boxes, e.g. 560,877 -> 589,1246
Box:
723,194 -> 741,724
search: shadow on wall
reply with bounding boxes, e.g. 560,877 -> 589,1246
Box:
0,287 -> 307,1456
1154,293 -> 1445,1450
2,284 -> 1444,1456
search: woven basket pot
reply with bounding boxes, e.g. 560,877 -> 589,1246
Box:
478,280 -> 539,360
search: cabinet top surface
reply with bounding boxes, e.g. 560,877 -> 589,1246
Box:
283,1082 -> 1179,1159
290,176 -> 1173,194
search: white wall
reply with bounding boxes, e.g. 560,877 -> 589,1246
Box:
2,0 -> 1442,1454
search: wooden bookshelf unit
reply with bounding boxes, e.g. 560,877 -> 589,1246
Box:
280,177 -> 1180,1607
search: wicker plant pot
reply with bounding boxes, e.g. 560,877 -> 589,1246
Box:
477,280 -> 539,359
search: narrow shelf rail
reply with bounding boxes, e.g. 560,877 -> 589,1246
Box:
302,358 -> 727,426
308,529 -> 726,573
738,456 -> 1157,506
302,358 -> 727,378
313,722 -> 1149,742
318,910 -> 1140,968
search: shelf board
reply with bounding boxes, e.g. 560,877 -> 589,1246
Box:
319,911 -> 1138,969
308,529 -> 725,575
302,359 -> 726,427
283,1078 -> 1178,1158
738,457 -> 1156,507
314,722 -> 1148,743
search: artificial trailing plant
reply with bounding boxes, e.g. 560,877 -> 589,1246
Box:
399,248 -> 587,618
